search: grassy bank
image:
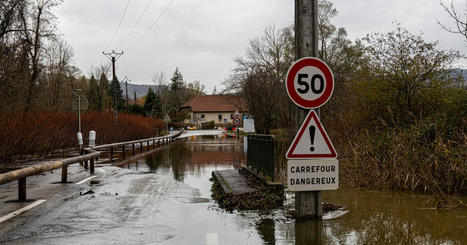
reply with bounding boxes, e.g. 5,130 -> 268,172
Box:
335,123 -> 465,200
0,112 -> 164,163
271,117 -> 466,207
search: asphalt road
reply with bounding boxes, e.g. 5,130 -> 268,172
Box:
0,166 -> 194,244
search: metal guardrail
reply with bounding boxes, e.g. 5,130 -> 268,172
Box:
84,129 -> 184,163
0,129 -> 185,202
247,134 -> 275,181
86,135 -> 171,163
0,152 -> 100,201
171,129 -> 184,139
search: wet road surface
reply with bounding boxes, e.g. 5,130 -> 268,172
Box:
0,133 -> 466,244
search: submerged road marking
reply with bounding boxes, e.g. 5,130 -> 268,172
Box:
0,199 -> 46,223
75,176 -> 97,185
206,233 -> 218,245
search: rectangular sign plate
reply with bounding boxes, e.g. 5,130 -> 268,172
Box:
287,159 -> 339,191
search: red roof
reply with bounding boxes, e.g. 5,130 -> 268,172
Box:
180,95 -> 247,112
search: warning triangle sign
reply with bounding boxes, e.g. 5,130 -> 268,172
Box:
286,110 -> 337,159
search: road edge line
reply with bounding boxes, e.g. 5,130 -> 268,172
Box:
0,199 -> 46,223
75,176 -> 97,185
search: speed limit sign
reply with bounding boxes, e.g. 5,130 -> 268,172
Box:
233,116 -> 241,126
286,57 -> 334,109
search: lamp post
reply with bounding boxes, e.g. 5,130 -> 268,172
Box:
72,89 -> 82,133
72,88 -> 83,152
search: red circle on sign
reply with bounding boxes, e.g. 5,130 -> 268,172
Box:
286,57 -> 334,109
233,117 -> 241,126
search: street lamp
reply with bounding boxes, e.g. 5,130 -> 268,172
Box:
72,89 -> 83,152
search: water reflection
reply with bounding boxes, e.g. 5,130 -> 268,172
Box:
319,189 -> 467,244
142,135 -> 245,182
124,135 -> 466,245
255,199 -> 466,244
295,219 -> 323,245
257,218 -> 276,245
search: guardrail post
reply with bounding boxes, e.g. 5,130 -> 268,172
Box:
90,158 -> 95,174
79,148 -> 84,166
18,178 -> 26,201
140,142 -> 143,153
147,140 -> 149,151
84,160 -> 88,169
110,146 -> 114,163
153,139 -> 155,149
132,143 -> 135,155
61,165 -> 68,183
122,145 -> 126,159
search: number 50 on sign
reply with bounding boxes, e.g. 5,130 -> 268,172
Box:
286,57 -> 334,109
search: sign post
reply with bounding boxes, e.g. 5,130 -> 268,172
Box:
294,0 -> 327,219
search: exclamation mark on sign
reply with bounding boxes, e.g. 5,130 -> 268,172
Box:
309,125 -> 316,152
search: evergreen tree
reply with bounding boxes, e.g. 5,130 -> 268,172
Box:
169,68 -> 185,110
144,88 -> 161,117
154,94 -> 163,118
170,67 -> 184,91
88,75 -> 100,110
108,76 -> 123,109
98,73 -> 110,110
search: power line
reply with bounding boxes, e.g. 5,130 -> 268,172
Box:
106,0 -> 132,50
121,55 -> 130,78
116,0 -> 153,49
124,0 -> 176,51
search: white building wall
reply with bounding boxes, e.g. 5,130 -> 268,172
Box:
196,112 -> 234,124
184,111 -> 244,125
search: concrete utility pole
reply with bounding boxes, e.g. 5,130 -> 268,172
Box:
102,50 -> 124,124
124,76 -> 130,108
295,0 -> 322,218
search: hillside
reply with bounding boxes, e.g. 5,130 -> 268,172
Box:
120,82 -> 159,99
449,68 -> 467,83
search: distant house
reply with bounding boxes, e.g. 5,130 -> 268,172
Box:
180,95 -> 248,125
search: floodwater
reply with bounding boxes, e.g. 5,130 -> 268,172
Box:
1,134 -> 464,244
123,135 -> 467,245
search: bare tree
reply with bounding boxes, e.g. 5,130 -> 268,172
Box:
438,0 -> 467,41
21,0 -> 62,111
241,68 -> 276,133
152,71 -> 166,95
225,26 -> 296,132
318,0 -> 338,61
152,71 -> 169,118
90,62 -> 111,79
0,0 -> 25,40
42,37 -> 74,112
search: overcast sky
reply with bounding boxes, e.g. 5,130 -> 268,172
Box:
56,0 -> 466,93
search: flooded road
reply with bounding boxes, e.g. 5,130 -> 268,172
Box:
104,135 -> 467,244
1,134 -> 465,244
